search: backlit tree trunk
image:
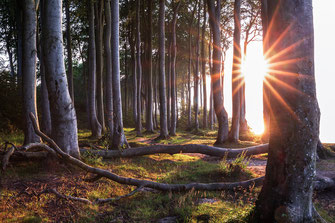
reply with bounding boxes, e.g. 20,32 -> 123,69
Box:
41,0 -> 79,158
229,0 -> 241,142
207,0 -> 229,144
169,1 -> 181,136
201,0 -> 207,129
251,0 -> 320,222
22,0 -> 41,144
157,0 -> 169,139
87,0 -> 102,138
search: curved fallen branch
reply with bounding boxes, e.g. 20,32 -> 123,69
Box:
80,143 -> 269,159
28,113 -> 264,192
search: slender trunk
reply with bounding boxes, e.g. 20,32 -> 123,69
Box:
22,0 -> 41,144
207,0 -> 229,144
201,0 -> 207,129
136,0 -> 142,136
110,0 -> 129,149
145,0 -> 154,133
169,2 -> 181,136
124,42 -> 128,118
187,25 -> 192,129
157,0 -> 168,139
239,37 -> 248,135
129,23 -> 137,127
252,1 -> 319,222
87,0 -> 102,138
65,0 -> 74,102
261,0 -> 270,142
104,0 -> 113,137
194,1 -> 201,131
167,39 -> 171,130
229,0 -> 241,142
209,31 -> 214,130
95,0 -> 105,133
41,0 -> 79,158
5,41 -> 15,77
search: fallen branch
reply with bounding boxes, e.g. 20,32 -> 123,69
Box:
314,175 -> 335,191
80,143 -> 269,159
29,113 -> 264,192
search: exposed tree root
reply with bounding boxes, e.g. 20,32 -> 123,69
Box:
80,143 -> 269,159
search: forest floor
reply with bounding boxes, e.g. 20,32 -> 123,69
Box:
0,128 -> 334,222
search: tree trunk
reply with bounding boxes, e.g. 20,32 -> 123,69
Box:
169,1 -> 181,136
208,31 -> 214,130
41,0 -> 79,158
110,0 -> 129,149
136,0 -> 143,136
167,40 -> 171,130
129,23 -> 137,127
145,0 -> 154,133
95,0 -> 105,133
22,0 -> 41,144
65,0 -> 74,102
201,0 -> 207,129
157,0 -> 169,139
87,0 -> 102,138
104,0 -> 113,137
229,0 -> 242,142
194,1 -> 201,132
187,27 -> 192,130
207,0 -> 229,144
251,1 -> 320,222
261,0 -> 270,142
239,40 -> 248,135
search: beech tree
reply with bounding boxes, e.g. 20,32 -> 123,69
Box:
22,0 -> 40,144
157,0 -> 169,139
87,0 -> 102,138
251,0 -> 321,222
207,0 -> 229,145
41,0 -> 80,158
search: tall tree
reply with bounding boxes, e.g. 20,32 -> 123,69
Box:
87,0 -> 102,138
22,0 -> 41,144
201,0 -> 207,129
65,0 -> 74,101
251,0 -> 320,222
145,0 -> 154,133
169,1 -> 181,136
207,0 -> 229,145
104,0 -> 113,137
110,0 -> 129,149
41,0 -> 79,158
194,0 -> 201,131
95,0 -> 105,133
229,0 -> 242,142
157,0 -> 169,139
135,0 -> 142,136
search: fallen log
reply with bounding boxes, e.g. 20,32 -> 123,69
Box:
80,143 -> 269,159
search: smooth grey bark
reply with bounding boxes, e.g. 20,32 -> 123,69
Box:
87,0 -> 102,138
145,0 -> 154,133
157,0 -> 169,139
95,0 -> 105,133
39,0 -> 52,137
110,0 -> 129,149
229,0 -> 241,142
201,0 -> 207,129
129,22 -> 137,126
167,40 -> 171,130
104,0 -> 113,137
124,42 -> 128,118
208,31 -> 214,130
194,1 -> 201,131
136,0 -> 142,136
41,0 -> 79,158
22,0 -> 41,144
169,1 -> 181,136
65,0 -> 74,102
207,0 -> 229,144
251,0 -> 320,222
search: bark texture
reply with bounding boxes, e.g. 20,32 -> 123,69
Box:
207,0 -> 229,144
251,1 -> 320,222
22,0 -> 41,144
110,0 -> 129,149
87,0 -> 102,138
41,0 -> 79,158
229,0 -> 241,142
